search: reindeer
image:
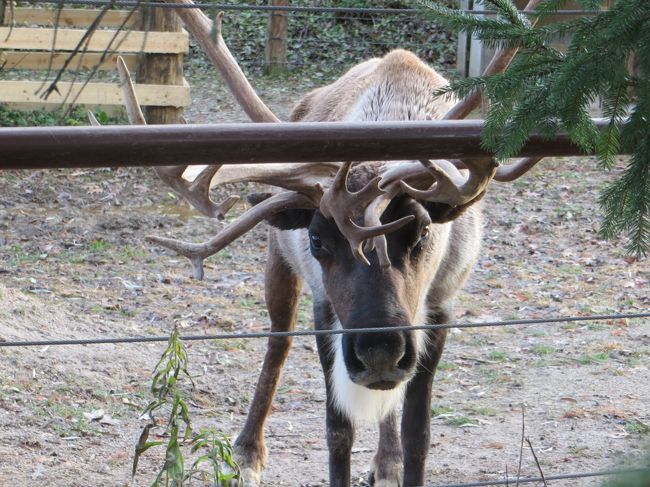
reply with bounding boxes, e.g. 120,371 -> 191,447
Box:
100,6 -> 541,485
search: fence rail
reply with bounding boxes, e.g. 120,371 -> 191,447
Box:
0,118 -> 614,169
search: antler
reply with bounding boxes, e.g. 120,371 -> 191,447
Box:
318,161 -> 414,266
400,159 -> 497,207
115,56 -> 240,219
147,191 -> 318,279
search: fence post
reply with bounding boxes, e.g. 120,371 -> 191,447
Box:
137,2 -> 185,124
264,0 -> 288,75
0,1 -> 7,25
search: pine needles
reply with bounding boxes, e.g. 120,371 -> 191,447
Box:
421,0 -> 650,256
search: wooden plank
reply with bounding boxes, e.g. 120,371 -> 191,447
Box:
0,51 -> 137,71
0,102 -> 125,115
0,79 -> 191,107
0,27 -> 188,54
10,7 -> 141,28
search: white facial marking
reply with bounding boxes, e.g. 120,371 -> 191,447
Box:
330,330 -> 405,424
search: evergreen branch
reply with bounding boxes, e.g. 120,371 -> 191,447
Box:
481,0 -> 530,27
420,0 -> 650,254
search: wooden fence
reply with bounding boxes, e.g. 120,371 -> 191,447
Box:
0,6 -> 190,113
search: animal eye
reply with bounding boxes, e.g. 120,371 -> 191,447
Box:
420,227 -> 430,241
310,233 -> 323,251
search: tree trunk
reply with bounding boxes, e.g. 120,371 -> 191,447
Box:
264,0 -> 288,75
137,3 -> 184,124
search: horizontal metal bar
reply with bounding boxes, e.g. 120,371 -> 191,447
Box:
0,120 -> 612,170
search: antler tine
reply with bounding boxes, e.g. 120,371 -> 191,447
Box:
401,158 -> 497,207
363,185 -> 402,268
114,56 -> 240,220
494,156 -> 543,182
147,191 -> 318,279
318,162 -> 414,266
448,156 -> 544,183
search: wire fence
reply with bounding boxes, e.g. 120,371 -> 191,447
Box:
2,312 -> 649,348
3,0 -> 599,76
17,1 -> 600,16
430,468 -> 650,487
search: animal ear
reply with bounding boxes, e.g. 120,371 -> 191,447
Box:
247,192 -> 314,230
423,191 -> 485,224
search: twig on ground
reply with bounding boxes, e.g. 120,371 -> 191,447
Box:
526,437 -> 548,487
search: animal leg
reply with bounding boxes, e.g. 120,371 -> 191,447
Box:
369,410 -> 402,487
232,232 -> 303,486
315,301 -> 355,487
401,308 -> 449,487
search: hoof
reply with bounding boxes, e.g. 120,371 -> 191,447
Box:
227,466 -> 261,487
368,460 -> 402,487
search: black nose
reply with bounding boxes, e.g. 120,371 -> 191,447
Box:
354,331 -> 406,373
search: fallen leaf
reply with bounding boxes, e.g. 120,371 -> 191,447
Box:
482,442 -> 504,449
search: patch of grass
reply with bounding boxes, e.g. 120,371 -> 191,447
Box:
445,415 -> 476,427
559,264 -> 583,275
486,351 -> 508,362
466,405 -> 498,417
37,400 -> 104,437
568,445 -> 590,456
431,405 -> 455,417
532,344 -> 556,355
483,369 -> 513,384
436,361 -> 457,371
213,338 -> 249,352
586,322 -> 607,331
10,244 -> 47,266
466,336 -> 489,347
526,328 -> 549,337
120,307 -> 137,318
120,245 -> 148,260
624,419 -> 650,435
239,297 -> 258,309
576,352 -> 609,365
89,239 -> 109,253
531,359 -> 550,368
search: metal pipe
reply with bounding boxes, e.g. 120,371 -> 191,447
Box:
0,120 -> 613,170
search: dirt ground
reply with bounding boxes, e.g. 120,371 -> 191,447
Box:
1,71 -> 649,487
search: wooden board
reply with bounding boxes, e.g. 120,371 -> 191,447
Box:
9,7 -> 141,29
0,51 -> 137,71
0,27 -> 188,54
0,79 -> 191,107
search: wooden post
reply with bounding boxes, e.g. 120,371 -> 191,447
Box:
137,3 -> 184,124
264,0 -> 288,75
0,0 -> 8,25
456,0 -> 472,77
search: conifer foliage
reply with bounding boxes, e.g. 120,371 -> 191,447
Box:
420,0 -> 650,256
